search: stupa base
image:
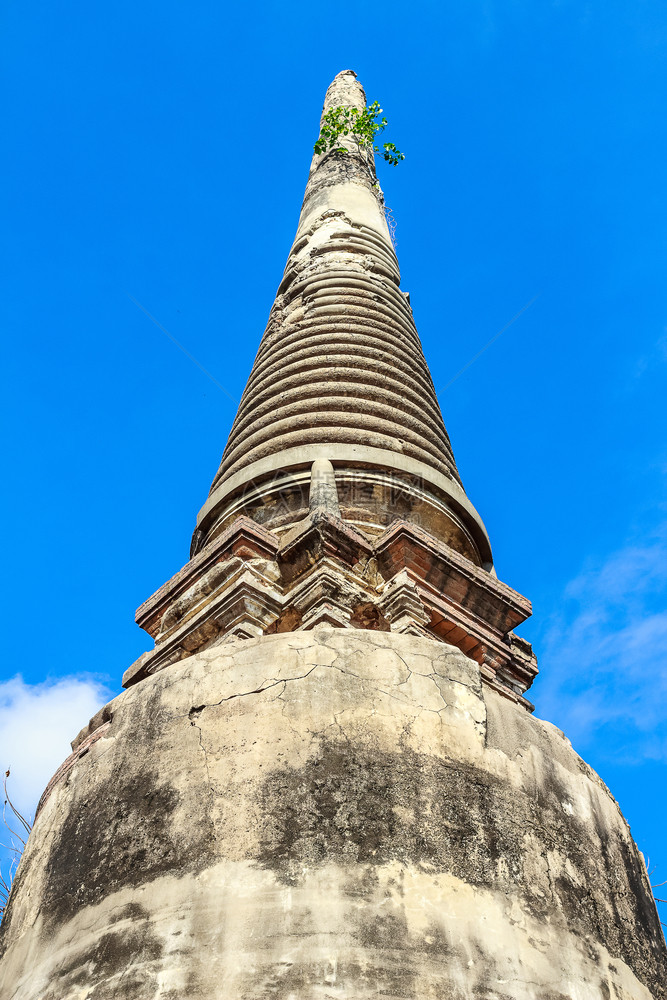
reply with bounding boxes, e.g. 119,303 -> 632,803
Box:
1,629 -> 664,999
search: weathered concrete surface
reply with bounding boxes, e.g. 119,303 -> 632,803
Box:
1,629 -> 665,999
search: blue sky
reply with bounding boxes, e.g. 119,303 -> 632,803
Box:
1,1 -> 666,919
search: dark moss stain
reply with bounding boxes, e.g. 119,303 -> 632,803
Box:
237,958 -> 418,1000
420,922 -> 452,956
241,960 -> 314,999
254,741 -> 667,999
357,909 -> 409,951
108,901 -> 150,924
341,862 -> 382,900
42,906 -> 163,1000
255,746 -> 518,884
40,765 -> 214,930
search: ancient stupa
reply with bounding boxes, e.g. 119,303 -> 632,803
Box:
1,71 -> 665,1000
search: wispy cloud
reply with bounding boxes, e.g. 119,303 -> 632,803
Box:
632,330 -> 667,382
0,675 -> 112,820
536,533 -> 667,763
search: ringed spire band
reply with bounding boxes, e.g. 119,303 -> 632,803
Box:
194,70 -> 491,571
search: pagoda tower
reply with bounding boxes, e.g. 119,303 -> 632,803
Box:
1,71 -> 665,1000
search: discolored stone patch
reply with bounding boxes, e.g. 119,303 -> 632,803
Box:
40,766 -> 214,929
254,740 -> 665,997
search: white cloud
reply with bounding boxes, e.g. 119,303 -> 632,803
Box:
0,674 -> 113,822
536,533 -> 667,762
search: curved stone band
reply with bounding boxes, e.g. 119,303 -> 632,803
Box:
197,442 -> 493,566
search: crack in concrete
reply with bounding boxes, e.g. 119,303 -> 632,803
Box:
277,684 -> 309,745
432,655 -> 480,694
168,667 -> 320,722
188,714 -> 215,831
162,642 -> 488,746
181,671 -> 327,839
323,661 -> 449,716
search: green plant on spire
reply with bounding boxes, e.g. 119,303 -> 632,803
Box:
314,100 -> 405,168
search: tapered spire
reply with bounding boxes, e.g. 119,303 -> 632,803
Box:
193,71 -> 492,570
131,71 -> 536,706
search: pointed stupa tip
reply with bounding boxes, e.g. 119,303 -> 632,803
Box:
322,69 -> 366,115
296,69 -> 382,241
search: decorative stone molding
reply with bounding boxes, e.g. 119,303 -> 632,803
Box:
126,564 -> 283,687
378,570 -> 431,635
129,462 -> 537,710
136,516 -> 279,640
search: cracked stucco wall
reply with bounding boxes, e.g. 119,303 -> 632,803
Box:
0,629 -> 665,999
